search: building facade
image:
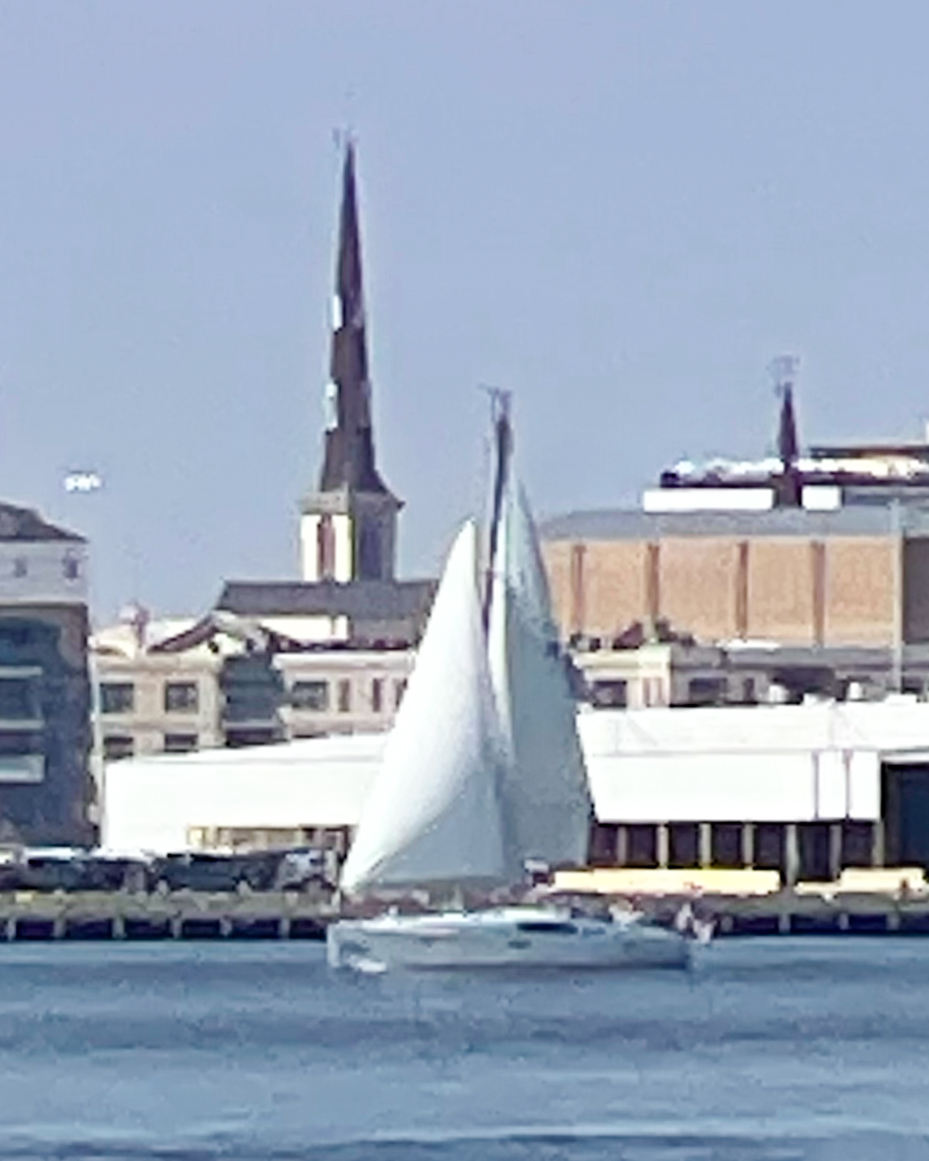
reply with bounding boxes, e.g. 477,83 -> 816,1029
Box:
102,698 -> 929,887
93,612 -> 413,761
0,502 -> 93,846
540,505 -> 929,649
542,391 -> 929,651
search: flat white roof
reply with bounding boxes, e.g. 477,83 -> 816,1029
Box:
102,700 -> 929,851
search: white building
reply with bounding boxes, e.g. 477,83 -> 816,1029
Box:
102,698 -> 929,883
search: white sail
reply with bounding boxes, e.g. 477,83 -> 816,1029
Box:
340,520 -> 514,895
488,470 -> 593,867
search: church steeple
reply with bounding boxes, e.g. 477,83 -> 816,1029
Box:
318,141 -> 390,495
300,141 -> 402,583
774,367 -> 802,508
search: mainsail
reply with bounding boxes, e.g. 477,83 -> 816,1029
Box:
340,520 -> 515,895
487,457 -> 593,868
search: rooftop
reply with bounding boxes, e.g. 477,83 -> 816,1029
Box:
541,504 -> 929,542
215,578 -> 436,622
0,503 -> 84,543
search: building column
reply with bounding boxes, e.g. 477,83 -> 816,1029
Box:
871,819 -> 885,868
811,540 -> 826,647
699,823 -> 712,869
829,822 -> 843,882
646,542 -> 661,624
741,822 -> 754,868
784,823 -> 800,888
735,541 -> 749,639
570,543 -> 586,637
617,821 -> 631,868
656,823 -> 669,869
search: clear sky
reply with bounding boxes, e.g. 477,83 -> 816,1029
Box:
2,1 -> 929,621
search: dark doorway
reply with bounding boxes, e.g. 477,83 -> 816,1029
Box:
668,823 -> 698,868
841,821 -> 873,868
882,763 -> 929,869
755,824 -> 785,872
711,823 -> 743,868
588,823 -> 617,866
797,822 -> 830,881
626,825 -> 658,868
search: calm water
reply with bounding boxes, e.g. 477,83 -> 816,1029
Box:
0,937 -> 928,1160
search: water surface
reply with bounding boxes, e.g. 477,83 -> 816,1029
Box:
0,937 -> 927,1159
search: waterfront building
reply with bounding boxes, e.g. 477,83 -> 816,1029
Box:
0,501 -> 93,846
541,380 -> 929,661
93,609 -> 412,760
94,178 -> 929,883
102,697 -> 929,886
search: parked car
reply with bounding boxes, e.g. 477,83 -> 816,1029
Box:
147,851 -> 282,893
0,851 -> 151,893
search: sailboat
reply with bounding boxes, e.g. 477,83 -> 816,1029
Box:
327,405 -> 689,971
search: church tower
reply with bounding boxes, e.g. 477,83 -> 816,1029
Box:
300,142 -> 402,582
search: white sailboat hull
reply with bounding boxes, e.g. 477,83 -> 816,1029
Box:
327,907 -> 690,972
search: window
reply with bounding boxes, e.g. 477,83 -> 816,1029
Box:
337,679 -> 351,713
590,679 -> 627,708
370,678 -> 383,713
316,515 -> 335,579
687,677 -> 727,707
100,682 -> 134,715
164,681 -> 199,713
103,734 -> 135,762
62,555 -> 80,581
164,733 -> 198,754
394,679 -> 407,709
515,921 -> 578,935
0,625 -> 33,648
0,678 -> 39,721
0,730 -> 43,757
12,558 -> 27,578
291,680 -> 329,711
358,518 -> 383,580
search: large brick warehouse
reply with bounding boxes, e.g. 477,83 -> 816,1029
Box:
540,506 -> 929,648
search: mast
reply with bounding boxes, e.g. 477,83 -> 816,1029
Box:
482,387 -> 513,629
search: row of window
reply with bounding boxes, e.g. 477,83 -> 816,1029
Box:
100,681 -> 199,715
98,677 -> 409,718
588,676 -> 746,709
3,555 -> 81,580
289,677 -> 406,714
103,732 -> 198,761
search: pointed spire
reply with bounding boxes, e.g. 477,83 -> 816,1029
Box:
778,384 -> 799,470
318,140 -> 390,495
774,380 -> 801,507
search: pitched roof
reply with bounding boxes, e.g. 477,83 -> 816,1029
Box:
0,502 -> 84,543
215,578 -> 436,623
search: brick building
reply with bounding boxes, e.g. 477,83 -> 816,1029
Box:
541,505 -> 921,649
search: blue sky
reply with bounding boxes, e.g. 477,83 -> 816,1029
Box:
2,1 -> 929,619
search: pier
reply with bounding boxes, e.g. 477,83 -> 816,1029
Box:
3,884 -> 929,941
0,890 -> 331,942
